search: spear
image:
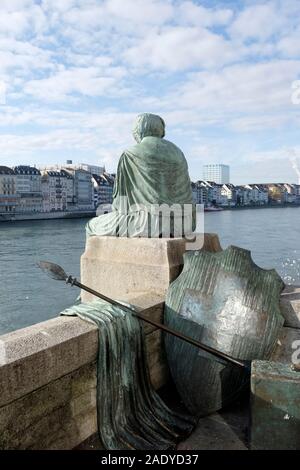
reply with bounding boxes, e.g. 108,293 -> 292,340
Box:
38,261 -> 250,371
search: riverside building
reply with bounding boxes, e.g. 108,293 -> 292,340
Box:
41,170 -> 68,212
14,166 -> 43,213
0,166 -> 19,214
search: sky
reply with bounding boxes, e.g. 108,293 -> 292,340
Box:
0,0 -> 300,184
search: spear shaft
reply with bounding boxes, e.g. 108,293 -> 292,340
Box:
38,261 -> 249,371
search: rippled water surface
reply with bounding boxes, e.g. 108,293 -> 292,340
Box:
0,207 -> 299,335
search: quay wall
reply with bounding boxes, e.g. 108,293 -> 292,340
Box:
0,293 -> 167,450
0,285 -> 299,450
0,210 -> 95,222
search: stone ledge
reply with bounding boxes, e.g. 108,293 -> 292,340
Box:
0,362 -> 97,450
0,292 -> 168,449
0,316 -> 98,408
0,292 -> 166,410
250,360 -> 300,450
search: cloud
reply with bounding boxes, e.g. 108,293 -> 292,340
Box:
278,30 -> 300,58
178,1 -> 233,27
123,26 -> 237,71
0,0 -> 299,183
228,3 -> 285,41
23,65 -> 128,102
157,60 -> 300,130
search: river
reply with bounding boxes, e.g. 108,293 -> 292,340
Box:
0,207 -> 299,335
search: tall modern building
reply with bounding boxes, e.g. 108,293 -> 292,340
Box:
203,164 -> 230,184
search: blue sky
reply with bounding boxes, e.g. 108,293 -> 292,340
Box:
0,0 -> 300,184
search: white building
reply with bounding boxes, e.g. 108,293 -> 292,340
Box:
203,181 -> 224,205
203,164 -> 230,184
235,185 -> 268,206
41,170 -> 68,212
221,184 -> 236,206
284,184 -> 298,204
0,166 -> 19,214
14,166 -> 43,213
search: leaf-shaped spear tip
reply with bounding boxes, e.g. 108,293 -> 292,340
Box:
37,261 -> 68,281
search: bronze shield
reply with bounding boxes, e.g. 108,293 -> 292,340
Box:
164,246 -> 284,416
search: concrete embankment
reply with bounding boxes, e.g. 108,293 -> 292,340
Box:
0,210 -> 96,222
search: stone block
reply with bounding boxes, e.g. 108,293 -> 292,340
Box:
280,286 -> 300,329
250,360 -> 300,450
0,362 -> 97,450
0,316 -> 98,407
80,233 -> 221,303
0,292 -> 170,449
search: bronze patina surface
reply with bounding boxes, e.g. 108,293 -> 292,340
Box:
61,300 -> 195,450
164,245 -> 285,417
86,113 -> 195,238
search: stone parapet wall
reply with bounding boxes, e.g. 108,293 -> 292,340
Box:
0,293 -> 166,450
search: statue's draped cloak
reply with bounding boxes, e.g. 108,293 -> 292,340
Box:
61,299 -> 195,450
86,136 -> 195,237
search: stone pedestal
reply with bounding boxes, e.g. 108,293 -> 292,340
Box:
251,360 -> 300,450
80,233 -> 221,303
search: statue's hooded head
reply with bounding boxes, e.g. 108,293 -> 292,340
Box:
132,113 -> 165,143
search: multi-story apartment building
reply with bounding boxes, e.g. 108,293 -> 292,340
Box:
237,184 -> 268,206
252,185 -> 269,205
203,181 -> 224,205
191,181 -> 208,205
0,166 -> 19,214
284,184 -> 299,204
62,168 -> 94,210
14,166 -> 43,213
92,172 -> 115,208
203,164 -> 230,184
41,170 -> 68,212
221,184 -> 236,206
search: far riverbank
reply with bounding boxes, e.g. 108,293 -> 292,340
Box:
213,203 -> 300,211
0,210 -> 96,223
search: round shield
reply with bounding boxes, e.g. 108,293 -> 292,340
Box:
164,245 -> 284,417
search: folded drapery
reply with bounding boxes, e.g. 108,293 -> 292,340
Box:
61,299 -> 195,450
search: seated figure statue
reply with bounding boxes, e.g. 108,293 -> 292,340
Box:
87,113 -> 195,238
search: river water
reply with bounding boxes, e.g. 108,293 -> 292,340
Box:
0,207 -> 299,335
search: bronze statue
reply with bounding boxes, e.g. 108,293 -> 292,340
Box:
87,113 -> 195,238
